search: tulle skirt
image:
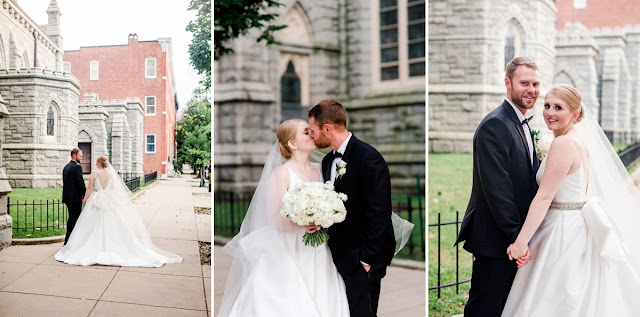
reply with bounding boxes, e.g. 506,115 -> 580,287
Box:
219,226 -> 349,317
55,190 -> 182,267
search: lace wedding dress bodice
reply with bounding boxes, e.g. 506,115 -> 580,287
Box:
537,156 -> 587,203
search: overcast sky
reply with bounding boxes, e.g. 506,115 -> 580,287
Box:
17,0 -> 201,110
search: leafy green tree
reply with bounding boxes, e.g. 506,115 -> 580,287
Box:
214,0 -> 286,60
176,87 -> 211,176
187,0 -> 212,89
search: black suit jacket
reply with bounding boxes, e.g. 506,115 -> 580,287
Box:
323,135 -> 396,278
455,101 -> 539,259
62,160 -> 86,204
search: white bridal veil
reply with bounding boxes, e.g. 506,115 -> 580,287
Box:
576,104 -> 640,270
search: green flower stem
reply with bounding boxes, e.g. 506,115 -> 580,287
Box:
302,229 -> 330,247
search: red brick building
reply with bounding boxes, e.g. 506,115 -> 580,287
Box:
556,0 -> 640,29
64,34 -> 178,177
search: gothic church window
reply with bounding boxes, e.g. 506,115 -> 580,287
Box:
90,61 -> 99,80
47,106 -> 55,136
280,61 -> 302,121
504,21 -> 522,70
146,58 -> 156,78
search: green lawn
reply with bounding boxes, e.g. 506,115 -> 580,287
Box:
8,187 -> 68,239
8,175 -> 156,239
428,153 -> 474,317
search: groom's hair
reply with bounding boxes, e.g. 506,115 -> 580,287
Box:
505,57 -> 538,79
70,148 -> 81,158
308,99 -> 347,131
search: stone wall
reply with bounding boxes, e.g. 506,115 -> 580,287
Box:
429,0 -> 558,153
0,68 -> 79,188
0,0 -> 62,71
214,0 -> 425,193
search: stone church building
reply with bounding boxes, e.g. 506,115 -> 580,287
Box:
430,0 -> 640,152
0,0 -> 145,247
215,0 -> 426,193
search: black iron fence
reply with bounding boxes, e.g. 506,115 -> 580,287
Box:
145,171 -> 158,185
619,142 -> 640,169
214,190 -> 425,260
428,211 -> 471,298
8,198 -> 69,233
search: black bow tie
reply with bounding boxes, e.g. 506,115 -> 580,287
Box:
327,151 -> 342,161
522,116 -> 533,125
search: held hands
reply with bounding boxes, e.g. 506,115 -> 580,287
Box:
507,243 -> 532,268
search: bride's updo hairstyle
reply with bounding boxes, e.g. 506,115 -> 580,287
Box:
96,156 -> 108,169
548,84 -> 584,123
276,119 -> 306,159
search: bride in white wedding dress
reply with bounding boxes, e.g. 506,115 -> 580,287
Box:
218,119 -> 349,317
503,85 -> 640,316
55,156 -> 182,267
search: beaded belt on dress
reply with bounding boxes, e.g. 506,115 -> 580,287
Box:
549,201 -> 586,210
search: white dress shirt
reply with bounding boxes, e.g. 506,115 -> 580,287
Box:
506,99 -> 534,166
330,133 -> 352,184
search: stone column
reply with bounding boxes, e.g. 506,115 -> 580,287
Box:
0,94 -> 13,250
554,22 -> 600,120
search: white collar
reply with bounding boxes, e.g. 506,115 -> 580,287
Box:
505,98 -> 526,122
335,133 -> 352,155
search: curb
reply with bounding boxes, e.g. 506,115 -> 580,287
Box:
12,235 -> 64,245
213,236 -> 425,271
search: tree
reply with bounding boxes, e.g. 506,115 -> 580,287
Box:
187,0 -> 212,89
176,87 -> 211,176
214,0 -> 286,60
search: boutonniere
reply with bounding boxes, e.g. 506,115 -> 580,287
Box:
336,161 -> 347,179
532,129 -> 551,161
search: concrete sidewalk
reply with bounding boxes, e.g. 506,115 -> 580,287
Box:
213,245 -> 426,316
0,172 -> 212,316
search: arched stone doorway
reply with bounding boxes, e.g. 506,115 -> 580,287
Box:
78,130 -> 92,174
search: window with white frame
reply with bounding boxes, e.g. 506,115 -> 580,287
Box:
372,0 -> 425,91
90,61 -> 99,80
145,58 -> 156,78
145,96 -> 156,115
146,134 -> 156,153
574,0 -> 586,9
63,62 -> 71,73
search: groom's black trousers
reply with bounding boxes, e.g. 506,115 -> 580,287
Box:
464,256 -> 518,317
342,265 -> 382,317
63,202 -> 82,245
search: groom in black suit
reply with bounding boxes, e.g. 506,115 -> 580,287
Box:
455,57 -> 541,316
62,148 -> 86,245
308,99 -> 396,317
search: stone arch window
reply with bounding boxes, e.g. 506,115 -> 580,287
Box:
281,61 -> 302,121
46,102 -> 59,140
504,21 -> 523,70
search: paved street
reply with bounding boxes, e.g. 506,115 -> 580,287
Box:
0,172 -> 212,316
213,244 -> 426,316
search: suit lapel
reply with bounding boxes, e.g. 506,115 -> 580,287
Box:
502,102 -> 533,171
334,135 -> 357,189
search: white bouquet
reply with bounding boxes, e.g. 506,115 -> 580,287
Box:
532,129 -> 552,161
280,181 -> 348,247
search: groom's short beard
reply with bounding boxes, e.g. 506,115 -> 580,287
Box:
313,138 -> 331,149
